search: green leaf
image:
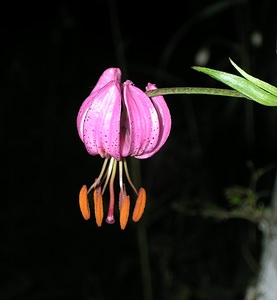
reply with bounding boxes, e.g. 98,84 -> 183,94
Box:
229,58 -> 277,97
193,62 -> 277,106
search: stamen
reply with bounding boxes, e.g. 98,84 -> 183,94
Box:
119,184 -> 127,209
123,158 -> 138,195
93,186 -> 104,227
87,158 -> 109,194
120,195 -> 130,230
102,158 -> 116,195
79,185 -> 90,220
132,188 -> 146,222
119,160 -> 124,191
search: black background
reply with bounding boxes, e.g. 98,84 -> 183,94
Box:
2,0 -> 277,299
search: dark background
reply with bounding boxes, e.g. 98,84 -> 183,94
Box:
2,0 -> 277,299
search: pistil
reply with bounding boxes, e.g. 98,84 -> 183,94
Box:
106,159 -> 117,224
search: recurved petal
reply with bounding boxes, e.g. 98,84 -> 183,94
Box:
77,89 -> 99,141
80,81 -> 122,160
136,83 -> 171,158
92,67 -> 122,94
76,68 -> 121,140
121,80 -> 160,158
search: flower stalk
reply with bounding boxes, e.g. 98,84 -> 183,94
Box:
147,58 -> 277,107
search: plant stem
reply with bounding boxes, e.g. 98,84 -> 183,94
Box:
129,158 -> 153,300
146,87 -> 247,98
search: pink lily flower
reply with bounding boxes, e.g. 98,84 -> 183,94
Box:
77,68 -> 171,229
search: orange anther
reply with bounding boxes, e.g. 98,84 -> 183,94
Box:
120,195 -> 130,230
93,187 -> 104,227
79,185 -> 90,220
132,188 -> 146,222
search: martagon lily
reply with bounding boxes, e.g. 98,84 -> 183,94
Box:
77,68 -> 171,230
